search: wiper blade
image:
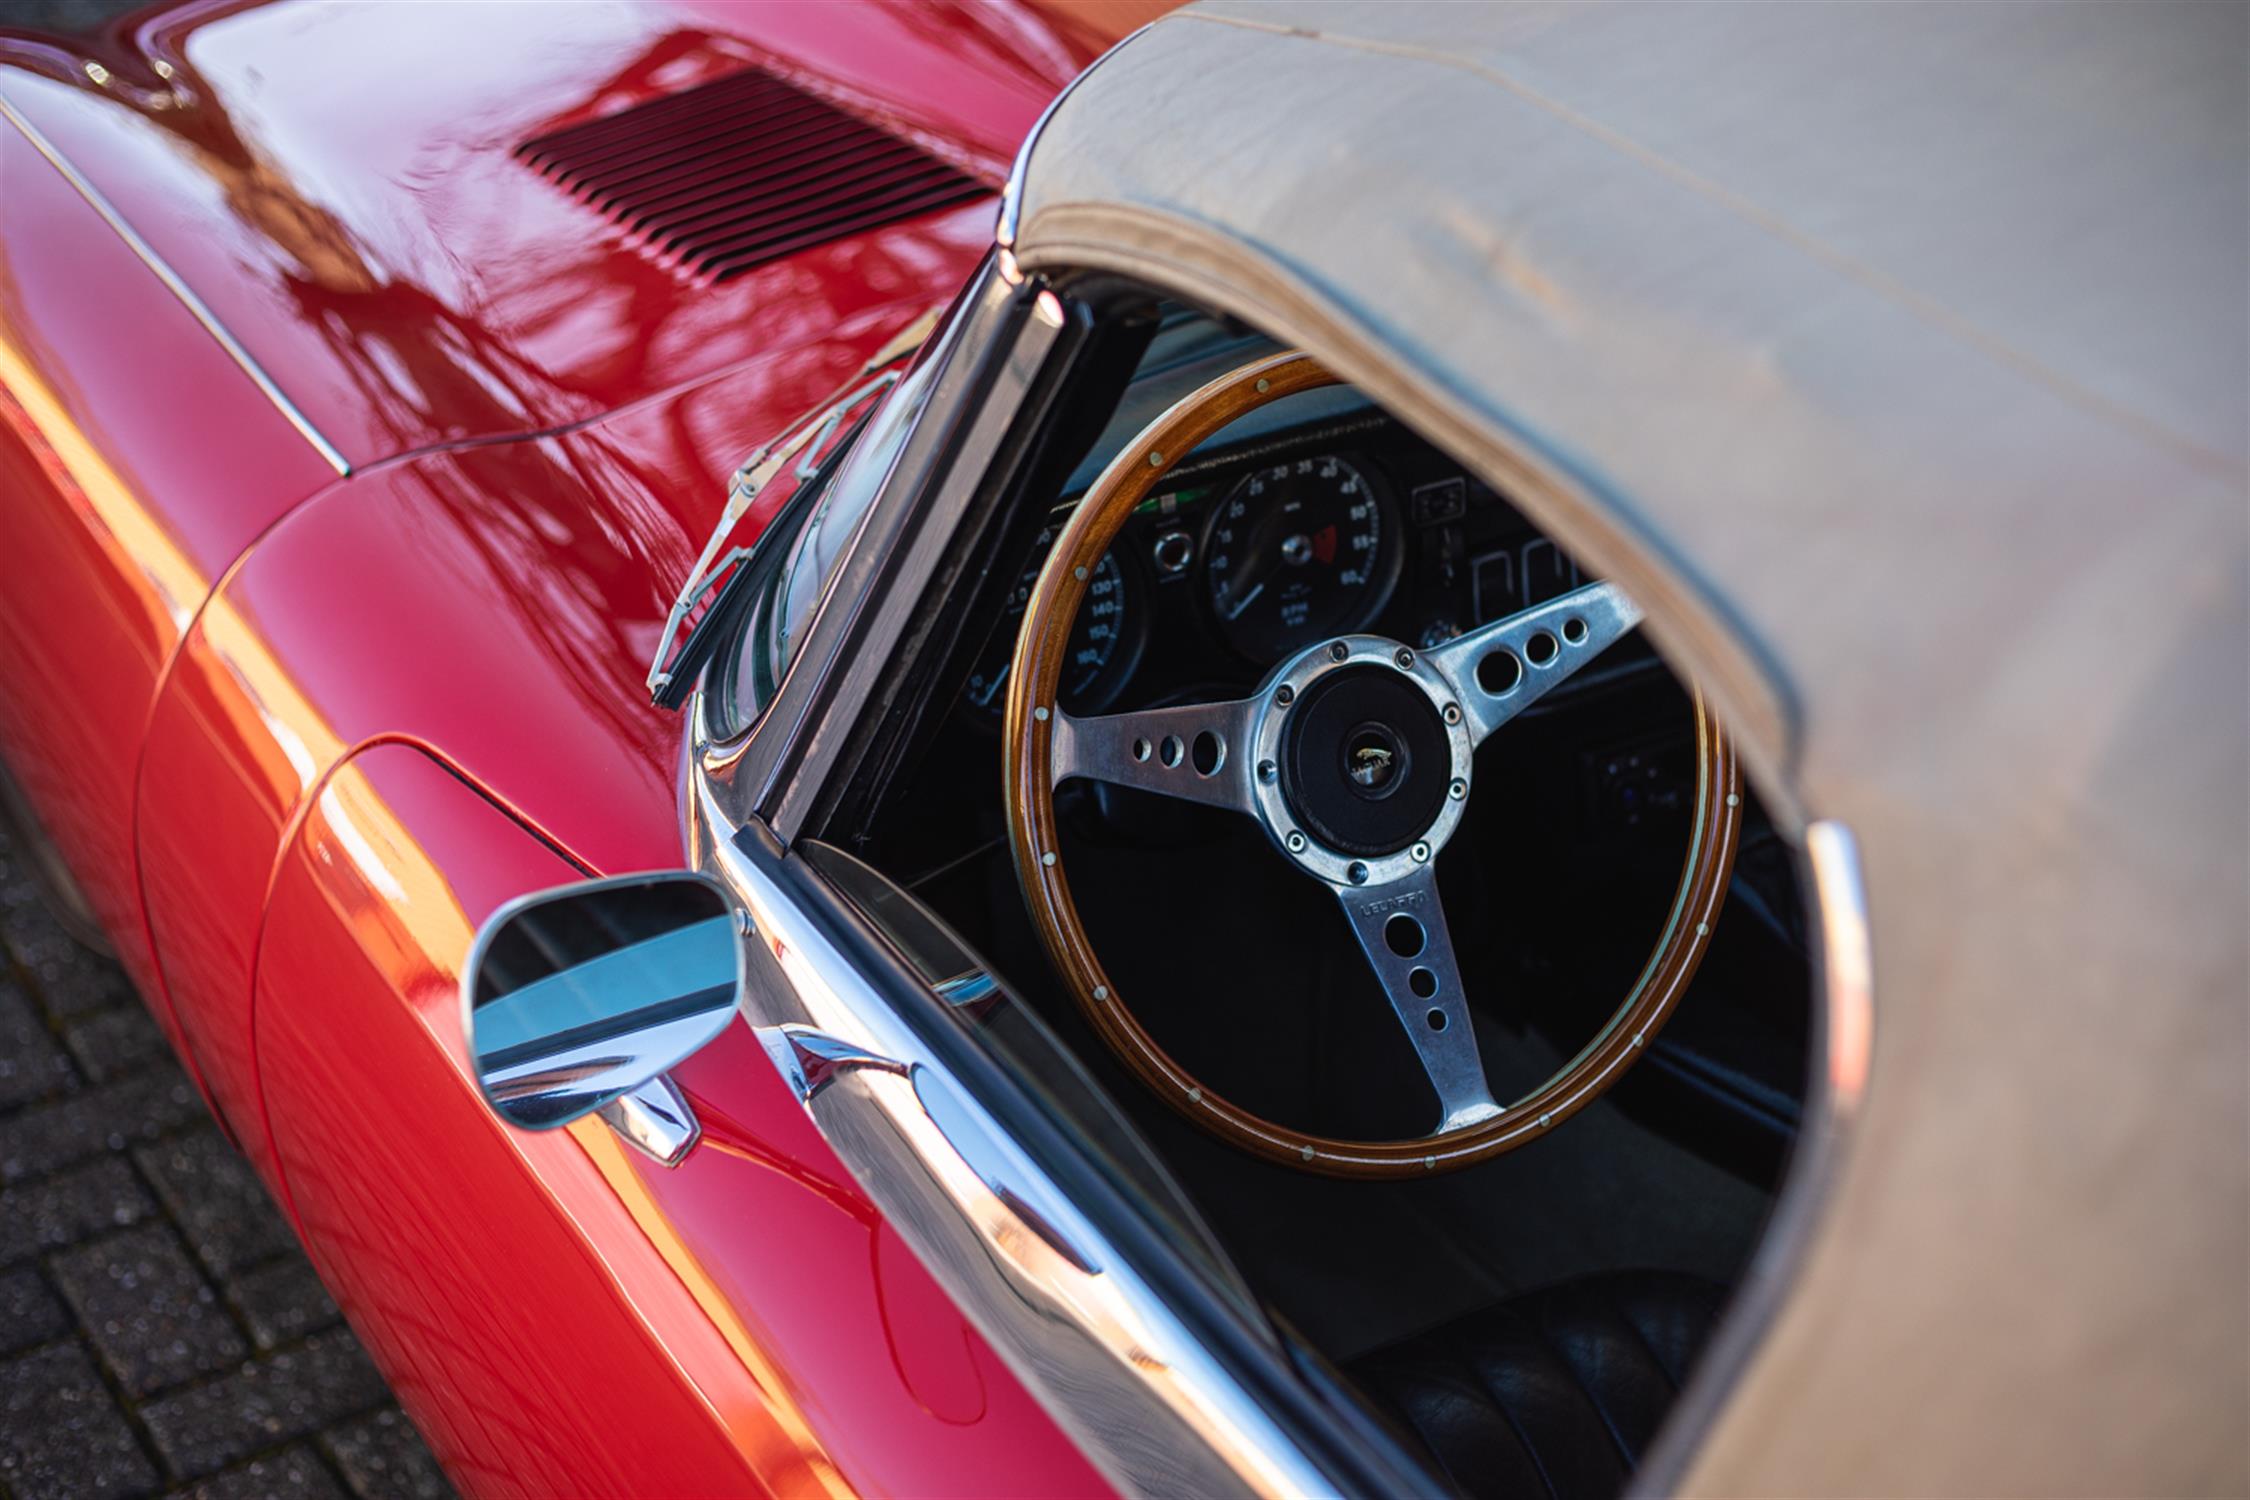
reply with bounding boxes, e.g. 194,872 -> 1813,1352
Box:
647,304 -> 940,708
649,399 -> 878,713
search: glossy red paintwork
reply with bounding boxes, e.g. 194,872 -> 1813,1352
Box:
137,305 -> 931,1183
258,745 -> 1099,1494
0,0 -> 1161,1491
0,0 -> 1082,465
0,115 -> 337,1089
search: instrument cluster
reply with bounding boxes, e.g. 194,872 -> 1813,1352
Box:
963,414 -> 1628,725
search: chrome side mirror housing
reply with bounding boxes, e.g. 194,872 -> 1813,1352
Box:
462,872 -> 742,1131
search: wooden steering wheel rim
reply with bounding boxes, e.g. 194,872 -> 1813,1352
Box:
1003,352 -> 1741,1178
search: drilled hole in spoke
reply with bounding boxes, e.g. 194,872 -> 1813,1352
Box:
1191,730 -> 1225,777
1525,631 -> 1559,666
1408,967 -> 1438,999
1160,735 -> 1184,768
1476,649 -> 1522,695
1425,1008 -> 1447,1031
1131,738 -> 1152,762
1562,616 -> 1588,645
1384,914 -> 1425,958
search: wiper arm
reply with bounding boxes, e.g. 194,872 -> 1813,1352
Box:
646,305 -> 940,708
648,399 -> 878,713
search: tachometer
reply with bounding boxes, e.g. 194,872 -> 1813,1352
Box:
1202,453 -> 1397,662
964,524 -> 1140,721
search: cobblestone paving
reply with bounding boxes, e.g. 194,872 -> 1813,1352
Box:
0,822 -> 456,1499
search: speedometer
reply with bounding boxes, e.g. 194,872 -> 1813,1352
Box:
1202,453 -> 1398,663
963,524 -> 1140,721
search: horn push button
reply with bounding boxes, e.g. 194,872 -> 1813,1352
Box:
1280,666 -> 1451,857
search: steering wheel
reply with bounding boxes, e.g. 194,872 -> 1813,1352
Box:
1002,352 -> 1740,1177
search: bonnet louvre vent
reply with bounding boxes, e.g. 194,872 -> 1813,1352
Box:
516,69 -> 988,281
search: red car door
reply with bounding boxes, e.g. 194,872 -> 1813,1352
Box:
254,742 -> 1106,1494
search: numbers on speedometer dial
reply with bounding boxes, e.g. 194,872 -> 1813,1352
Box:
1203,453 -> 1396,663
964,525 -> 1138,721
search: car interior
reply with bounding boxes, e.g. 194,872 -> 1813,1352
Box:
802,288 -> 1817,1497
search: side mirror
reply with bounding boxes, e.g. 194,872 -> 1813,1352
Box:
462,873 -> 742,1131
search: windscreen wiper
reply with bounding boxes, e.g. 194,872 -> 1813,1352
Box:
646,305 -> 940,710
648,398 -> 879,713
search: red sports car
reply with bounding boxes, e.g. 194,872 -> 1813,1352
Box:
2,2 -> 2241,1496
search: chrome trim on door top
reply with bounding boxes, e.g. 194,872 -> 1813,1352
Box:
692,776 -> 1346,1499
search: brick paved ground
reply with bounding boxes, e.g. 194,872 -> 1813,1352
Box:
0,820 -> 457,1499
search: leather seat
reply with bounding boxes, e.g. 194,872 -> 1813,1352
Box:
1350,1271 -> 1726,1500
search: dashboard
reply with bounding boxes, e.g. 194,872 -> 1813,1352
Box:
961,410 -> 1652,725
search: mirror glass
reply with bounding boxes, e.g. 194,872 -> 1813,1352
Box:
465,873 -> 742,1130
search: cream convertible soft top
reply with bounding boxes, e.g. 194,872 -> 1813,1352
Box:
1009,5 -> 2247,1495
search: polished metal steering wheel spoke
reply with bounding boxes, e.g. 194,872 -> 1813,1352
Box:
1426,581 -> 1643,747
1050,696 -> 1261,815
1334,866 -> 1501,1133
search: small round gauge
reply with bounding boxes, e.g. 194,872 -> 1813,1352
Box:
963,525 -> 1140,721
1202,453 -> 1398,662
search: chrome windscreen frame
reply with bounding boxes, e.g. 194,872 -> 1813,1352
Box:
696,253 -> 1063,843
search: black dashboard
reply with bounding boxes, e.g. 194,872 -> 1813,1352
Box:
959,409 -> 1655,726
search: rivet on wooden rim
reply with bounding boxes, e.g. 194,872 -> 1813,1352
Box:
1041,851 -> 1056,866
1093,984 -> 1108,1000
1539,1112 -> 1553,1128
1073,565 -> 1087,581
1255,377 -> 1270,393
1147,450 -> 1164,467
1188,1086 -> 1202,1102
1726,793 -> 1740,807
1299,1145 -> 1314,1161
1033,705 -> 1049,721
1696,921 -> 1709,936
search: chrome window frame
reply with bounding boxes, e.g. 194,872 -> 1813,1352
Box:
697,253 -> 1065,844
691,794 -> 1414,1499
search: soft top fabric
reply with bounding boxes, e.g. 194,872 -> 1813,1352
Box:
1013,6 -> 2248,1495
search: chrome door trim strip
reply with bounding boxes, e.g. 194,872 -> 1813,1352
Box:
1630,818 -> 1874,1494
691,775 -> 1352,1499
757,1022 -> 1104,1274
0,87 -> 352,476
